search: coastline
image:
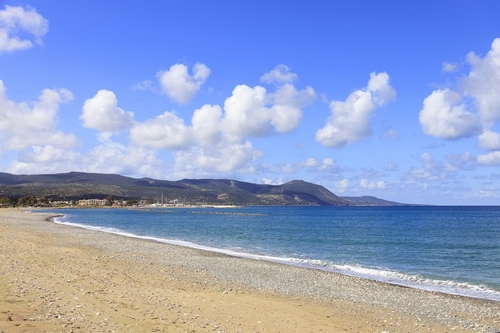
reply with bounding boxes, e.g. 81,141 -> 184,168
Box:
1,209 -> 499,332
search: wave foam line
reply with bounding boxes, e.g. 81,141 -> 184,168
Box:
52,217 -> 500,302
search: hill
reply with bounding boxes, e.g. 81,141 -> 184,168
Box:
0,172 -> 407,206
340,196 -> 409,206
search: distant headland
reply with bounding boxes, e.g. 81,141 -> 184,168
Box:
0,171 -> 413,207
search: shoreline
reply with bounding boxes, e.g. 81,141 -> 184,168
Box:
1,209 -> 499,332
49,208 -> 500,303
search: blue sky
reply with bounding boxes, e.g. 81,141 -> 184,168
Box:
1,1 -> 499,205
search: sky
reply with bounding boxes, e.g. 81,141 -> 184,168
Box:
0,1 -> 500,205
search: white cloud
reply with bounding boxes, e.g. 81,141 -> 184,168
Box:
260,177 -> 283,185
301,157 -> 339,173
85,137 -> 163,176
260,64 -> 298,84
171,141 -> 261,178
400,153 -> 441,182
401,151 -> 476,183
316,72 -> 396,147
382,129 -> 399,140
221,83 -> 315,142
129,104 -> 221,150
462,38 -> 500,125
304,158 -> 318,167
444,151 -> 476,171
6,137 -> 164,178
478,131 -> 500,150
129,111 -> 193,149
128,67 -> 315,173
0,5 -> 48,53
281,163 -> 294,174
221,85 -> 271,139
0,80 -> 78,150
37,64 -> 314,178
7,145 -> 82,174
335,179 -> 349,193
419,89 -> 482,139
158,62 -> 210,104
317,158 -> 338,172
359,179 -> 375,190
19,145 -> 80,164
441,61 -> 457,73
477,151 -> 500,166
80,90 -> 134,133
360,179 -> 386,190
131,80 -> 154,91
421,38 -> 500,147
191,104 -> 223,147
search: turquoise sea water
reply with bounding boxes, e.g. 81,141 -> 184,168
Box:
46,206 -> 500,301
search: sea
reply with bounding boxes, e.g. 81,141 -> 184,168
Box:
43,205 -> 500,302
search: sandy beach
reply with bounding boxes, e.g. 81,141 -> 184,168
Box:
0,209 -> 499,332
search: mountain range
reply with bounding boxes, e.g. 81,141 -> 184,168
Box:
0,171 -> 409,206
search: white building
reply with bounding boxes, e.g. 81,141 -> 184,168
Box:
78,199 -> 107,206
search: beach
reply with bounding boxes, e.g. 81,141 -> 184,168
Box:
0,209 -> 499,332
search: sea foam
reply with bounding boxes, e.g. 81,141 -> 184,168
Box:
52,215 -> 500,302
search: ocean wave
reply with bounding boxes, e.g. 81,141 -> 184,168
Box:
52,216 -> 500,302
283,258 -> 500,302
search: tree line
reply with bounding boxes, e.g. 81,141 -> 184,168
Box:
0,196 -> 143,208
0,196 -> 39,207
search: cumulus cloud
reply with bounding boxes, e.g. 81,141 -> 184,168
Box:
382,129 -> 399,140
301,157 -> 338,171
360,179 -> 386,190
477,151 -> 500,166
221,83 -> 315,142
478,131 -> 500,150
441,61 -> 457,73
0,5 -> 48,53
95,64 -> 315,176
443,151 -> 476,171
0,80 -> 78,150
260,64 -> 298,84
419,89 -> 482,139
462,38 -> 500,124
315,72 -> 396,147
281,163 -> 294,173
158,62 -> 210,104
400,152 -> 442,182
260,177 -> 284,185
129,72 -> 315,170
304,158 -> 318,167
171,141 -> 261,178
191,104 -> 223,147
130,111 -> 193,149
130,104 -> 224,150
84,137 -> 163,176
7,145 -> 82,174
6,136 -> 164,178
18,145 -> 79,164
335,179 -> 349,193
421,38 -> 500,146
401,151 -> 476,183
80,90 -> 134,133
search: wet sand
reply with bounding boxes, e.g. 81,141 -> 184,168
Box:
0,209 -> 499,332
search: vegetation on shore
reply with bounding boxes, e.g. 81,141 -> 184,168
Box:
0,171 -> 407,207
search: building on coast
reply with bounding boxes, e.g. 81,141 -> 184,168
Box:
78,199 -> 107,206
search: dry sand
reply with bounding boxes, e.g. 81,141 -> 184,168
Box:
0,209 -> 499,333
